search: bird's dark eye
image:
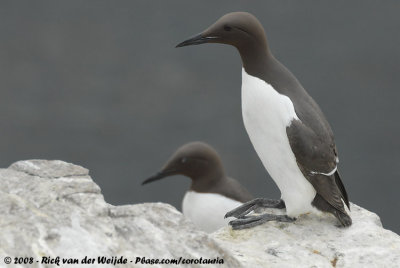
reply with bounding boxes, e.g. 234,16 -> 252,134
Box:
224,25 -> 232,31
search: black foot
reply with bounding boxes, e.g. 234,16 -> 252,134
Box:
225,198 -> 285,219
229,214 -> 295,230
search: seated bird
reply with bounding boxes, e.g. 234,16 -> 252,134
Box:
176,12 -> 351,229
142,141 -> 253,233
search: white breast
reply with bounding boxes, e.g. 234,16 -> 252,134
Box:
241,68 -> 317,217
182,191 -> 243,233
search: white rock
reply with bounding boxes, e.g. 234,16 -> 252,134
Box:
213,205 -> 400,267
0,160 -> 399,268
0,160 -> 239,268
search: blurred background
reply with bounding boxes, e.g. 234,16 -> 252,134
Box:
0,1 -> 399,233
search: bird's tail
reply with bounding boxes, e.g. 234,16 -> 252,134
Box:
334,209 -> 352,227
312,193 -> 352,227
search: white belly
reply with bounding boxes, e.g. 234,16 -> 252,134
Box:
182,191 -> 243,233
241,68 -> 316,217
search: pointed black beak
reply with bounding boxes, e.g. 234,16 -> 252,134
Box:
141,169 -> 177,185
176,33 -> 218,48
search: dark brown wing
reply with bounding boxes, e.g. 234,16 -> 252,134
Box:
209,176 -> 254,203
286,120 -> 349,211
334,170 -> 350,209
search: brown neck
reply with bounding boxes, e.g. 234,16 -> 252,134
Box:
189,166 -> 225,192
236,38 -> 273,79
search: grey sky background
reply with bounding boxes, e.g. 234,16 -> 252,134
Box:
0,1 -> 399,233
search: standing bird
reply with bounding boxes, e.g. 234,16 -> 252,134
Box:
142,141 -> 253,233
176,12 -> 351,229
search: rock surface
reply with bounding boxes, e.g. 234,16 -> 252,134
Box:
1,160 -> 239,268
1,160 -> 399,268
214,204 -> 400,267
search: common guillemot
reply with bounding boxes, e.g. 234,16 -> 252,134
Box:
176,12 -> 351,229
142,141 -> 253,232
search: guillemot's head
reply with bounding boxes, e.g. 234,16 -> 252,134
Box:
142,141 -> 225,185
176,12 -> 268,51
